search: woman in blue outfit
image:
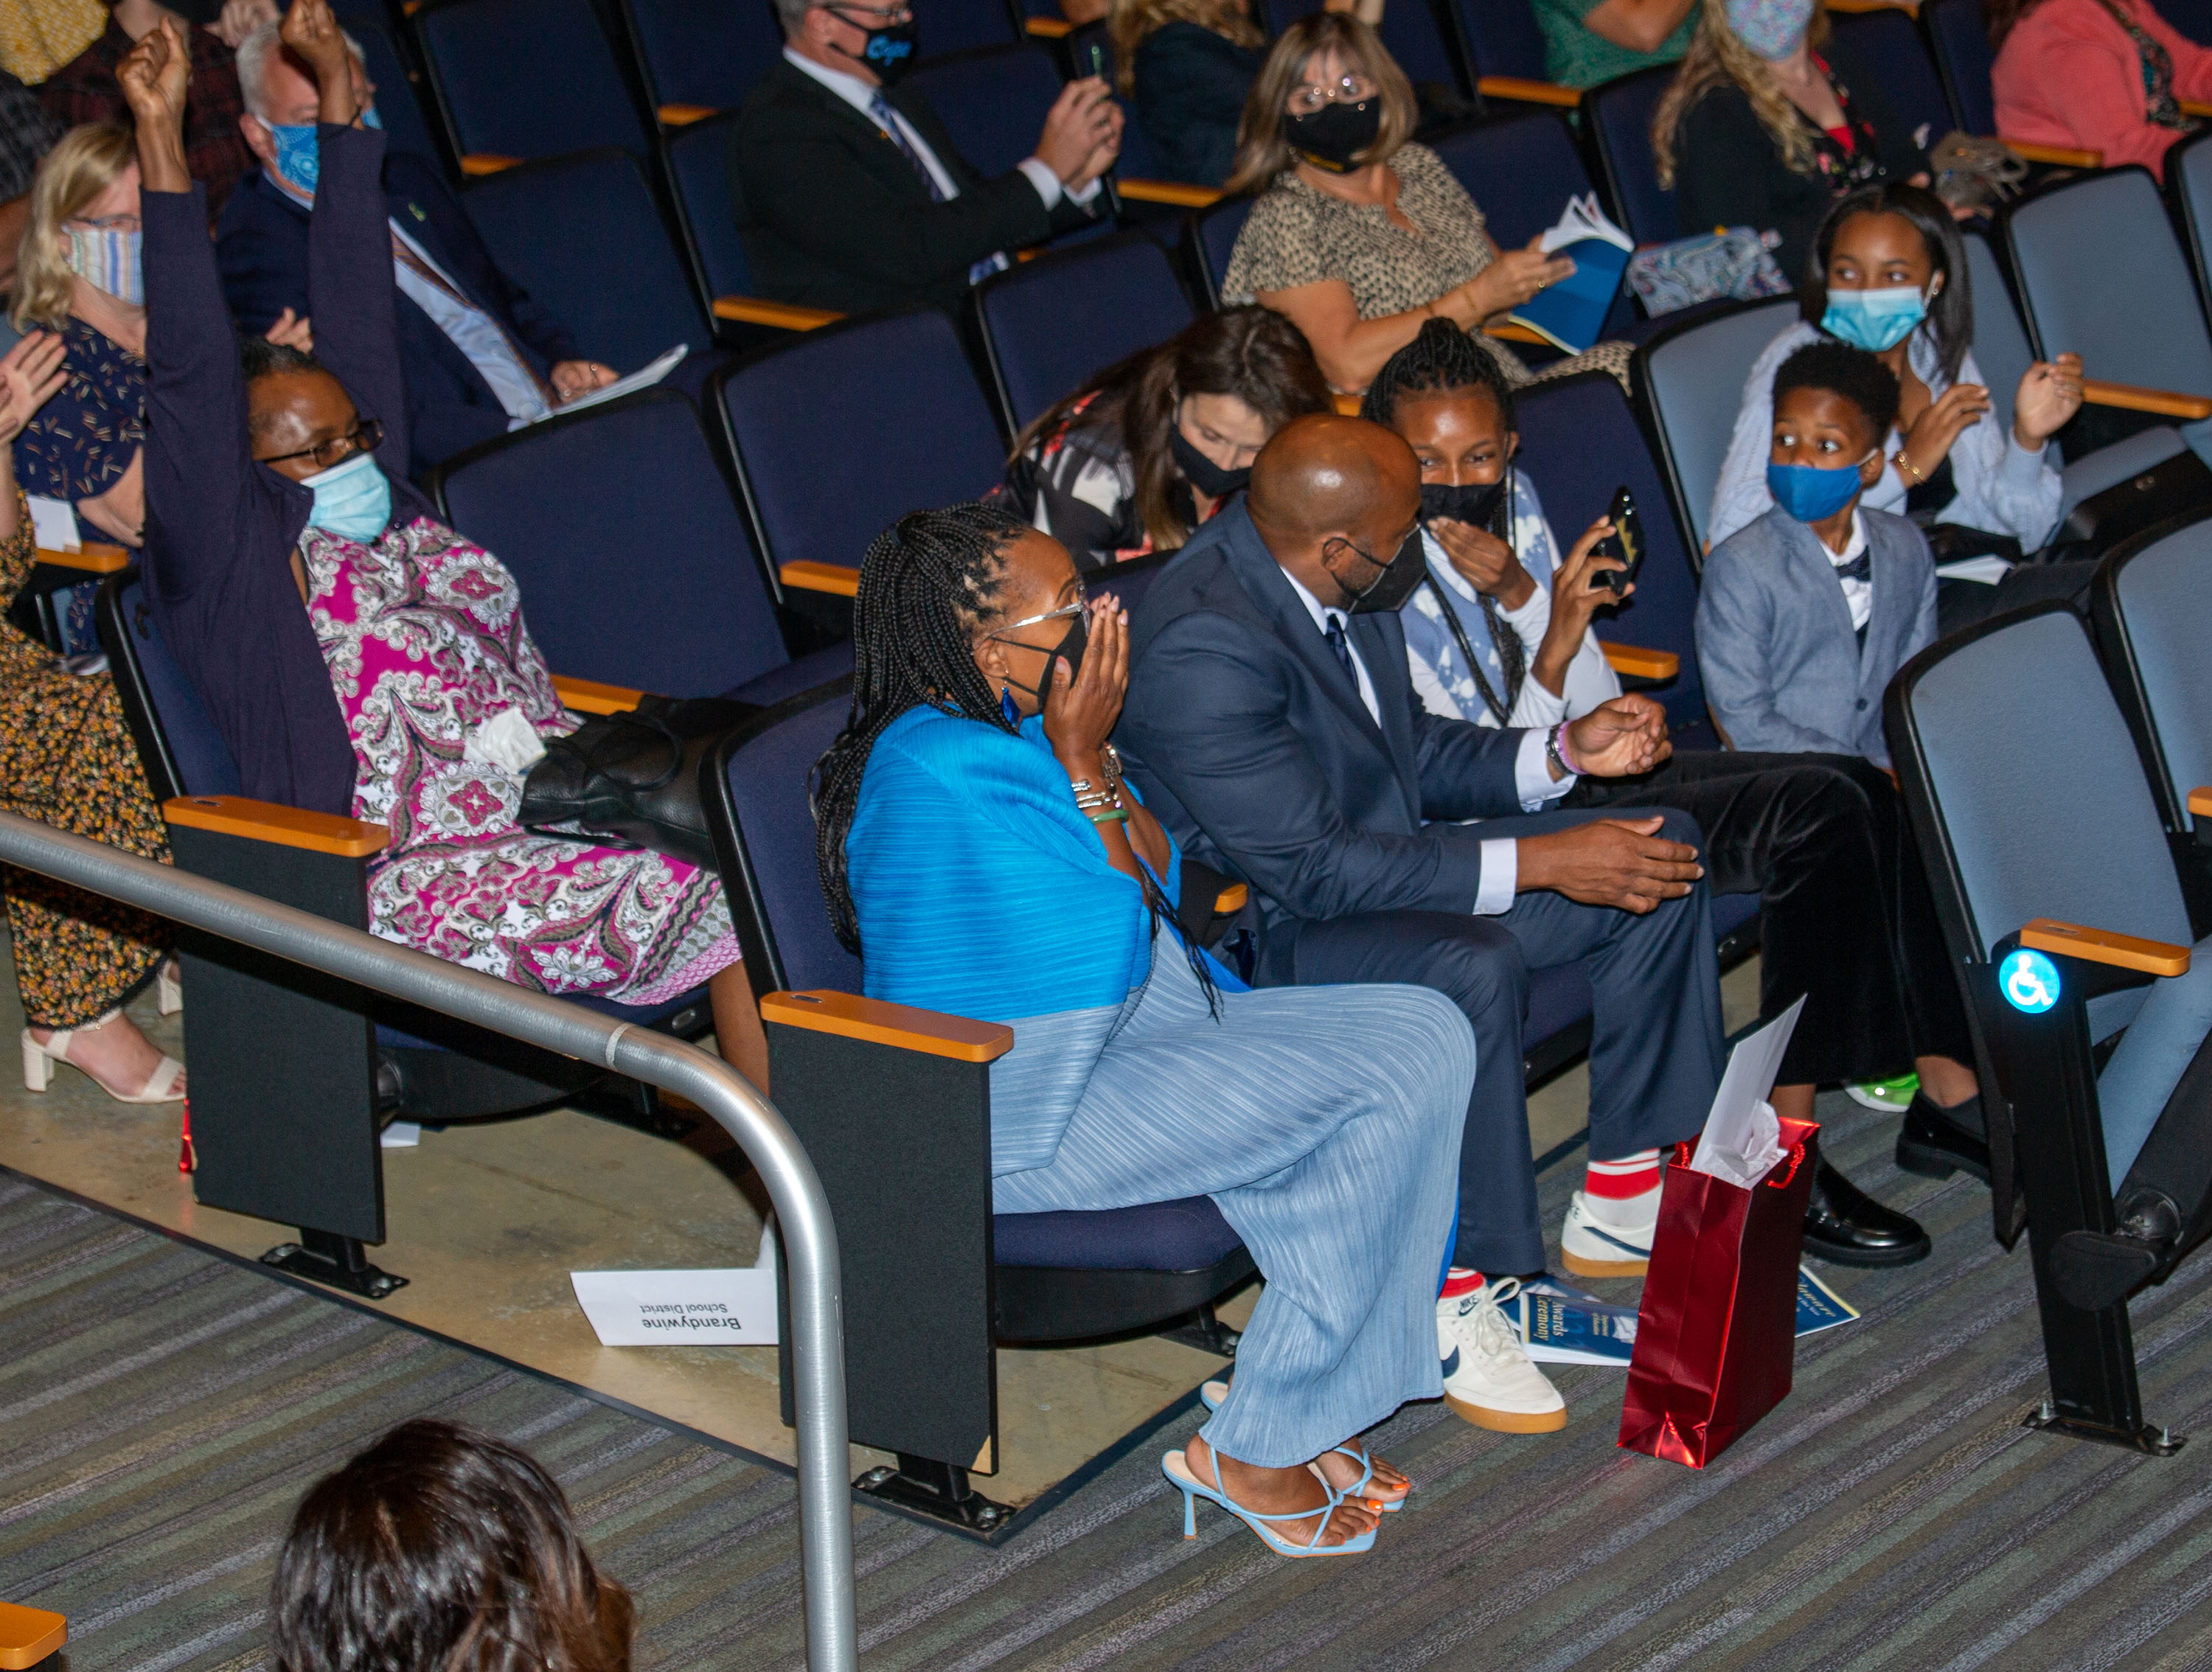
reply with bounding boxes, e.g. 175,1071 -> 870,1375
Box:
815,501 -> 1478,1556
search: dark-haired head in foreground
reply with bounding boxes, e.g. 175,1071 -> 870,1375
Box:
271,1418 -> 633,1672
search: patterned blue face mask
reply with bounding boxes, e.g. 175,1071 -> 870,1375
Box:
1822,284 -> 1929,353
300,450 -> 393,543
265,121 -> 321,195
64,224 -> 142,305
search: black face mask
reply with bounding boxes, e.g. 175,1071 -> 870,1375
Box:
1001,610 -> 1090,701
837,12 -> 919,86
1419,478 -> 1506,530
1330,528 -> 1426,614
1284,100 -> 1382,172
1168,427 -> 1251,502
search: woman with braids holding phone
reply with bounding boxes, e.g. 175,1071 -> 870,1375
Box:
816,501 -> 1483,1557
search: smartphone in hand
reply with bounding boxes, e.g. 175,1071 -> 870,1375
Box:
1588,484 -> 1644,596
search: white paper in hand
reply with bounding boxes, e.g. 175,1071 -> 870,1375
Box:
543,344 -> 689,419
1688,995 -> 1804,1187
27,495 -> 79,552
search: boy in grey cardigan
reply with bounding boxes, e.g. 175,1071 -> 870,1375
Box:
1696,342 -> 1936,769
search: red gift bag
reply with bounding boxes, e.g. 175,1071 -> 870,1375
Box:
1617,1117 -> 1820,1469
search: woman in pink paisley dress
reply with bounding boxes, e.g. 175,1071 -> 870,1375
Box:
127,1 -> 767,1087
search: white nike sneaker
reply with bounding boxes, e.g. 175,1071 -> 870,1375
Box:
1438,1278 -> 1567,1433
1560,1189 -> 1655,1278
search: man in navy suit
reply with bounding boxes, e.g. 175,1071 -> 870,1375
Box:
1119,416 -> 1729,1285
215,19 -> 616,478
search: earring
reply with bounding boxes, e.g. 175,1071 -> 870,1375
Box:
1000,683 -> 1020,725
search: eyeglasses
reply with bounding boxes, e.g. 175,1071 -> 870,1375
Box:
824,1 -> 912,24
255,417 -> 384,471
66,212 -> 141,233
1287,72 -> 1377,114
984,598 -> 1086,646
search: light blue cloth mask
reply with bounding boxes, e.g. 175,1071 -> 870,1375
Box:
1823,285 -> 1927,353
300,450 -> 393,543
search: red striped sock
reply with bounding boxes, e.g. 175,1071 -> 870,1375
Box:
1439,1267 -> 1484,1299
1586,1148 -> 1660,1200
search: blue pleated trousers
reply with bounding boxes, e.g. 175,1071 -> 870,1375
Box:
991,950 -> 1475,1469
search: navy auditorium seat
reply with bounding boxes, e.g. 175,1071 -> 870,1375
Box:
1184,195 -> 1254,307
900,44 -> 1066,178
462,148 -> 720,378
665,111 -> 762,324
714,307 -> 1009,578
347,17 -> 443,170
1427,107 -> 1591,252
412,0 -> 651,164
1827,9 -> 1952,150
1583,64 -> 1678,244
1921,0 -> 1997,136
1453,0 -> 1551,83
428,390 -> 846,705
916,0 -> 1025,58
1635,295 -> 1801,555
972,231 -> 1194,439
616,0 -> 785,116
1262,0 -> 1471,99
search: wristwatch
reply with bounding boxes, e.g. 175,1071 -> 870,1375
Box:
1547,722 -> 1576,781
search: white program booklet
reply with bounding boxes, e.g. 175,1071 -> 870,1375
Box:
540,344 -> 689,420
27,495 -> 78,552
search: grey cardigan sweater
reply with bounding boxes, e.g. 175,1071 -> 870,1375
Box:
1694,504 -> 1937,767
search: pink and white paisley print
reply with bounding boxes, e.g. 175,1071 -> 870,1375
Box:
302,515 -> 740,1005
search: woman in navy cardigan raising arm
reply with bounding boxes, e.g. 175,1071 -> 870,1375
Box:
124,1 -> 767,1081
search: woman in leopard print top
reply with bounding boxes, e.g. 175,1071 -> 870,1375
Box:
1220,13 -> 1632,396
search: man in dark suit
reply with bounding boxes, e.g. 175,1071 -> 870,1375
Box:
1119,416 -> 1734,1284
731,0 -> 1120,319
215,19 -> 616,478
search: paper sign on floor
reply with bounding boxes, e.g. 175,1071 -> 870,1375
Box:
570,1269 -> 779,1345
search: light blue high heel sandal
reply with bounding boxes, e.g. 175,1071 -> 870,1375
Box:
1160,1448 -> 1376,1556
1197,1380 -> 1408,1512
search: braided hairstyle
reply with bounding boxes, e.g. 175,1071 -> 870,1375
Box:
1358,318 -> 1528,723
812,501 -> 1030,954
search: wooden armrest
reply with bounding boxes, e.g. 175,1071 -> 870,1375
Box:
2188,785 -> 2212,818
1484,321 -> 1551,347
762,989 -> 1014,1062
0,1602 -> 65,1671
552,674 -> 644,715
714,296 -> 844,330
2020,916 -> 2190,978
2080,379 -> 2212,420
1332,391 -> 1360,416
32,541 -> 128,574
1116,178 -> 1224,208
1476,75 -> 1581,108
1213,882 -> 1248,913
1601,642 -> 1680,680
2184,100 -> 2212,119
164,795 -> 389,859
658,103 -> 717,126
2000,138 -> 2102,169
461,153 -> 523,177
779,560 -> 860,596
1025,15 -> 1074,34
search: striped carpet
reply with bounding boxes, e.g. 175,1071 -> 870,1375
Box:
7,1093 -> 2212,1672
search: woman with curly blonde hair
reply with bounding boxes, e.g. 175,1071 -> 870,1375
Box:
1652,0 -> 1927,283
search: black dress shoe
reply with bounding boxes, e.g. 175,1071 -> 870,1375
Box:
1801,1157 -> 1931,1267
1895,1093 -> 1992,1185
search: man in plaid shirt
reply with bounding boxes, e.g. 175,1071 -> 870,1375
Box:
41,0 -> 265,216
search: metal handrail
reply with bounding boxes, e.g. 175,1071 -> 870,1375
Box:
0,812 -> 855,1672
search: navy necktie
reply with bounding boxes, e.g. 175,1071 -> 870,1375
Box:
869,91 -> 1003,285
1324,616 -> 1356,682
1833,549 -> 1871,585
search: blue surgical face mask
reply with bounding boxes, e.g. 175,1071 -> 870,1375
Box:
300,450 -> 393,543
265,120 -> 321,195
360,105 -> 382,130
1766,453 -> 1874,523
1821,283 -> 1930,353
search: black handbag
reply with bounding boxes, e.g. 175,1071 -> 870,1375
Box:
518,695 -> 757,870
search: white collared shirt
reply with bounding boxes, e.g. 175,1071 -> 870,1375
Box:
1277,562 -> 1572,915
781,47 -> 1101,218
1828,510 -> 1872,633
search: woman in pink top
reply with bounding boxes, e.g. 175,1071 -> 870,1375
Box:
1992,0 -> 2212,180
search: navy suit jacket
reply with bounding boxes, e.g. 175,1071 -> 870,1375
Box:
215,152 -> 578,479
1117,502 -> 1534,930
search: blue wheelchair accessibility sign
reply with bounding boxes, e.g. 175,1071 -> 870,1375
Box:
2000,948 -> 2061,1014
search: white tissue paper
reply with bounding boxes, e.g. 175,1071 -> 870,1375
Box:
1687,995 -> 1804,1188
462,705 -> 549,774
